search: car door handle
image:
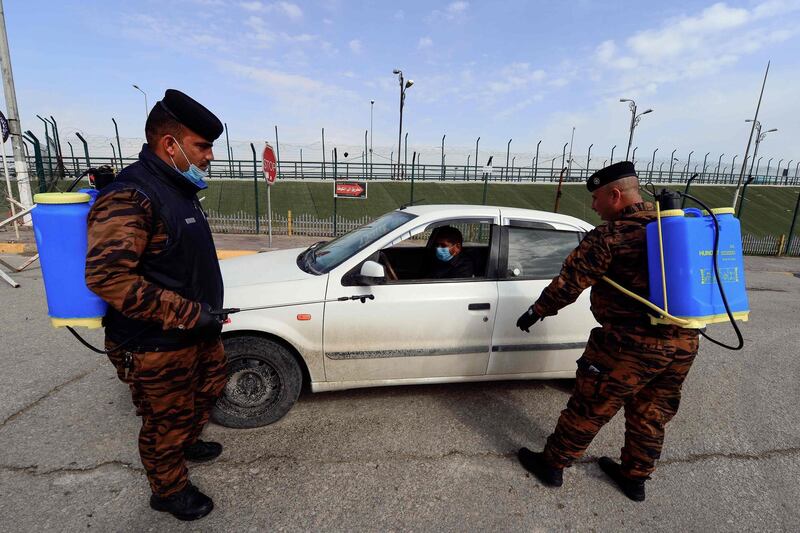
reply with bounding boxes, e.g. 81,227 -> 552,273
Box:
468,303 -> 491,310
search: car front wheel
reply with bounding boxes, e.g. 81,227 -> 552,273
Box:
212,335 -> 303,428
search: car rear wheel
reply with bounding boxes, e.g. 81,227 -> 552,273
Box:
212,336 -> 303,428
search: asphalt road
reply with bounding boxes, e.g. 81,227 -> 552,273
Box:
1,253 -> 799,532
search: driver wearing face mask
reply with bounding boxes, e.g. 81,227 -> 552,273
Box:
426,226 -> 475,279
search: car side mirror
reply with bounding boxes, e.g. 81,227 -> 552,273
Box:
359,260 -> 386,284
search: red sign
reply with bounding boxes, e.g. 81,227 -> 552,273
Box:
262,143 -> 277,185
334,181 -> 367,199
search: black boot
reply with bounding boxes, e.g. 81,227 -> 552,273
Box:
184,440 -> 223,462
149,484 -> 214,521
517,448 -> 563,487
598,457 -> 646,502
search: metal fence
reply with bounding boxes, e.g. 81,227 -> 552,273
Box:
208,211 -> 373,237
15,154 -> 800,188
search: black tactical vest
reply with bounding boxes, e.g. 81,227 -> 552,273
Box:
99,145 -> 223,351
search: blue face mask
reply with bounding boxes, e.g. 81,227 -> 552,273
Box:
435,246 -> 453,262
170,137 -> 209,190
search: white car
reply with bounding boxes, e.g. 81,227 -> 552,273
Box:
213,204 -> 597,428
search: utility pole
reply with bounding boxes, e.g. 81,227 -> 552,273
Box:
0,1 -> 32,210
734,61 -> 769,208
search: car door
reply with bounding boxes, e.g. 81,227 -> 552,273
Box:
489,221 -> 596,377
323,216 -> 500,383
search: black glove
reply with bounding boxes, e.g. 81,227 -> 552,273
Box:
193,303 -> 222,332
516,306 -> 541,333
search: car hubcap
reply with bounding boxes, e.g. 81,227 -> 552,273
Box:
224,357 -> 281,410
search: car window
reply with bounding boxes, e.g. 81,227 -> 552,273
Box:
367,219 -> 495,283
504,227 -> 581,280
301,211 -> 416,274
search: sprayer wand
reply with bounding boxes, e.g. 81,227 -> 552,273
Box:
209,294 -> 375,320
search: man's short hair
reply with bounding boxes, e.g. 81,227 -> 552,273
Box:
435,226 -> 463,245
145,104 -> 183,146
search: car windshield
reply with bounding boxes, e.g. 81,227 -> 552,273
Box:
299,210 -> 416,274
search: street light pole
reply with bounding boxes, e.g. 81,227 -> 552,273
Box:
620,98 -> 653,160
132,84 -> 149,121
610,145 -> 616,165
392,69 -> 413,179
701,152 -> 710,181
534,139 -> 541,181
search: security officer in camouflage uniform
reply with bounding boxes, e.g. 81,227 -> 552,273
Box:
515,161 -> 699,502
86,89 -> 227,521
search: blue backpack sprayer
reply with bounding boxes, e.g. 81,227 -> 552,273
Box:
602,184 -> 748,350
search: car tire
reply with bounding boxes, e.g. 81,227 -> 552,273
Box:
212,335 -> 303,428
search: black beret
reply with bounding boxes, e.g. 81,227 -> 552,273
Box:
587,161 -> 637,192
157,89 -> 223,141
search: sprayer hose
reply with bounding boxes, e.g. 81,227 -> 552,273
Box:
601,276 -> 691,327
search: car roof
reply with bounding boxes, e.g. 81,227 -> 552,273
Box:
399,204 -> 593,230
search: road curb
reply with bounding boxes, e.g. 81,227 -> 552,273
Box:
217,249 -> 259,260
0,242 -> 35,254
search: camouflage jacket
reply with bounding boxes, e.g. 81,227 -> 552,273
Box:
533,202 -> 656,325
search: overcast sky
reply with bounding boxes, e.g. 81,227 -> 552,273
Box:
3,0 -> 799,168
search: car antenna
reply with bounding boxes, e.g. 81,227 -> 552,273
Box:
399,198 -> 426,210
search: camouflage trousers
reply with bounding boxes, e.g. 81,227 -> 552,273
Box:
106,338 -> 228,496
543,324 -> 699,480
